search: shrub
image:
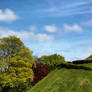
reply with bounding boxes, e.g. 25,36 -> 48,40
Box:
32,62 -> 50,85
56,63 -> 92,70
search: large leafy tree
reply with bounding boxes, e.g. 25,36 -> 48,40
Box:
0,36 -> 34,88
41,54 -> 65,69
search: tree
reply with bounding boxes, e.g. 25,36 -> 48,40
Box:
41,54 -> 65,69
0,36 -> 34,90
0,36 -> 24,71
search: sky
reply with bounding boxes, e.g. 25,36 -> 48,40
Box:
0,0 -> 92,61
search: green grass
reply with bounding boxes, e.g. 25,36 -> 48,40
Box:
28,68 -> 92,92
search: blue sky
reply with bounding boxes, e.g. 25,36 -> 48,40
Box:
0,0 -> 92,61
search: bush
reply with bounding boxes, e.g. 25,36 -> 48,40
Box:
56,63 -> 92,70
32,62 -> 50,85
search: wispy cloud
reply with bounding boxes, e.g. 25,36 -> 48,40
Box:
78,43 -> 92,47
0,8 -> 19,22
37,0 -> 92,17
30,26 -> 37,31
88,48 -> 92,53
61,1 -> 92,9
38,7 -> 56,12
63,24 -> 83,33
44,24 -> 58,32
81,19 -> 92,26
0,27 -> 54,42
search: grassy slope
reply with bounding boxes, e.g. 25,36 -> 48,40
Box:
28,68 -> 92,92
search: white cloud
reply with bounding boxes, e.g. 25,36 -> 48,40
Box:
36,33 -> 54,41
0,8 -> 19,22
44,24 -> 58,32
0,27 -> 54,42
64,24 -> 83,33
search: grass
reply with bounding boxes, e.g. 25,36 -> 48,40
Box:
28,68 -> 92,92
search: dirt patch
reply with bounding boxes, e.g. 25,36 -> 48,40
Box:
79,78 -> 89,86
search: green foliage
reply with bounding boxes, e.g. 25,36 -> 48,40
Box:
2,82 -> 32,92
0,36 -> 34,90
0,36 -> 24,72
41,54 -> 65,69
0,82 -> 32,92
0,86 -> 2,92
